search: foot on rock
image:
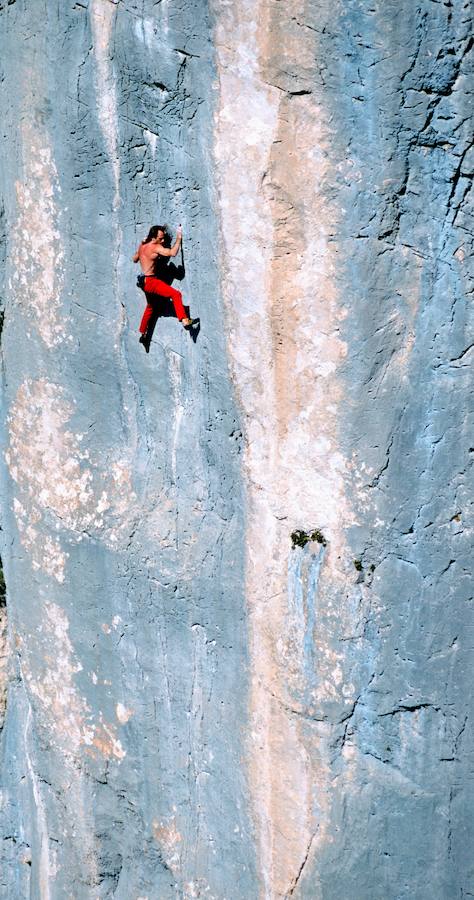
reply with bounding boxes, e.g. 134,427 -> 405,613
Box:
139,333 -> 151,353
183,318 -> 199,331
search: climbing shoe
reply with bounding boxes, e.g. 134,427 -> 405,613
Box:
183,318 -> 199,330
139,333 -> 151,353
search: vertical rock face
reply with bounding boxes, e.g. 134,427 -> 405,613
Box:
0,1 -> 472,898
212,2 -> 473,898
0,2 -> 253,897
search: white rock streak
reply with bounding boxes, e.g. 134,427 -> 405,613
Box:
25,706 -> 52,900
90,0 -> 120,210
212,1 -> 354,896
168,351 -> 185,485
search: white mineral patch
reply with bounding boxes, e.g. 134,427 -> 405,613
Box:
152,817 -> 182,874
24,602 -> 126,765
143,129 -> 158,157
26,603 -> 92,761
116,703 -> 133,724
6,378 -> 136,577
10,125 -> 67,348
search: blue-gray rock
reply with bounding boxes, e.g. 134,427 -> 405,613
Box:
0,1 -> 472,898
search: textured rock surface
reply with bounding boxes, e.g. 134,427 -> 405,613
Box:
0,1 -> 472,898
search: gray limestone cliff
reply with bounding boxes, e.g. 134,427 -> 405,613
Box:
0,1 -> 472,898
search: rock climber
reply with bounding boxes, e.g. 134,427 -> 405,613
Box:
133,224 -> 197,352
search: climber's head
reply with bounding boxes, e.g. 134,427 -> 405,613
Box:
143,225 -> 168,244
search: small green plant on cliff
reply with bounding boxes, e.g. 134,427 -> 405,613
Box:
354,559 -> 363,572
291,529 -> 327,549
291,530 -> 309,549
310,529 -> 327,547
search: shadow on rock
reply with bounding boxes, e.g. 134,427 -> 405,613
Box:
187,318 -> 201,344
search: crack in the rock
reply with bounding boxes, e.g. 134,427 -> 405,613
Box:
285,831 -> 317,898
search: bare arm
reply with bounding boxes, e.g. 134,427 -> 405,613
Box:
132,245 -> 141,263
156,227 -> 183,258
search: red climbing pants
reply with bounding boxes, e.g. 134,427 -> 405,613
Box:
139,277 -> 187,333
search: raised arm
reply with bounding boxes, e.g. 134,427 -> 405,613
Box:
155,226 -> 183,258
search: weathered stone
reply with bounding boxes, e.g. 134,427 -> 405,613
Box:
0,0 -> 472,898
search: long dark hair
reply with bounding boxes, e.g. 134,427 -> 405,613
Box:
143,224 -> 168,244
